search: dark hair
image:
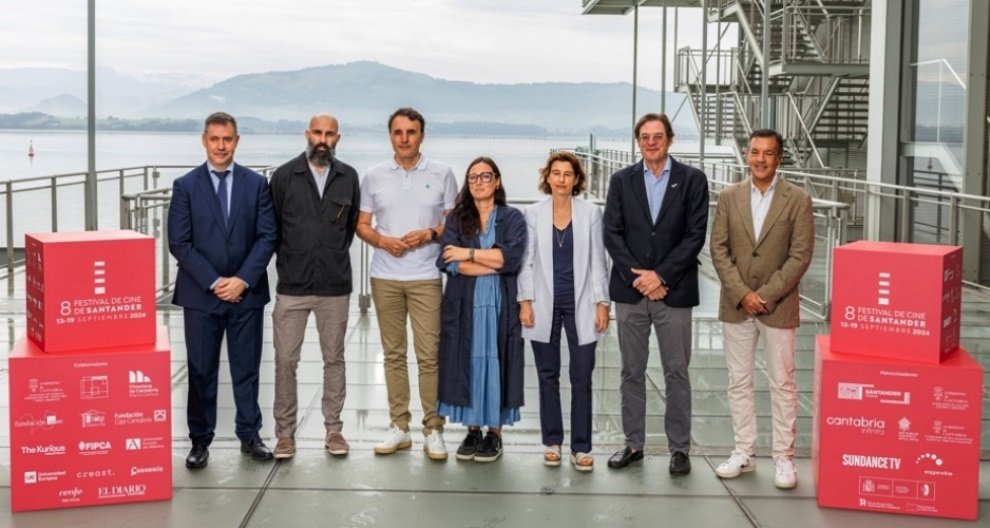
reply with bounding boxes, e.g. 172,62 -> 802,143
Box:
388,107 -> 425,134
634,112 -> 674,140
538,151 -> 587,195
204,111 -> 237,135
451,156 -> 507,239
748,128 -> 784,154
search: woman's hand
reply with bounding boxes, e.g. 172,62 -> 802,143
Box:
595,303 -> 609,332
442,245 -> 471,264
519,301 -> 534,328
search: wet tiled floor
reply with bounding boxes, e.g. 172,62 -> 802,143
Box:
0,274 -> 987,527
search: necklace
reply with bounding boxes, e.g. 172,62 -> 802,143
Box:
554,224 -> 570,247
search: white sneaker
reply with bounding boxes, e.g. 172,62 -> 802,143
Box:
774,456 -> 798,489
423,430 -> 448,461
715,450 -> 756,478
374,425 -> 412,455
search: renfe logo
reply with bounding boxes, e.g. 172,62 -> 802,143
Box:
841,454 -> 902,470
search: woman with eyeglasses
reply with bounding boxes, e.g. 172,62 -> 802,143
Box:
435,156 -> 527,463
517,151 -> 609,472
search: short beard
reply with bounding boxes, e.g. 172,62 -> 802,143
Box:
306,141 -> 335,167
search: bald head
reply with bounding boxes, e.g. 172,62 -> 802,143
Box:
309,113 -> 339,131
305,113 -> 341,167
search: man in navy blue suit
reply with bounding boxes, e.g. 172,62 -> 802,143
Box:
168,112 -> 277,469
603,113 -> 709,475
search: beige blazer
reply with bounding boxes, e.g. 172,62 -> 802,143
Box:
709,176 -> 814,328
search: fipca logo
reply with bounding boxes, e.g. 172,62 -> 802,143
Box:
14,411 -> 63,433
78,440 -> 112,456
81,409 -> 106,428
98,484 -> 147,499
128,370 -> 159,398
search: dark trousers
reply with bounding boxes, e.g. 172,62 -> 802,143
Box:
530,301 -> 597,454
184,304 -> 265,446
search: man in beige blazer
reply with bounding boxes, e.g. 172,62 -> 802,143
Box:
709,129 -> 814,490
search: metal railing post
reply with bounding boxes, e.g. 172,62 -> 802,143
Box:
50,176 -> 58,232
6,181 -> 14,295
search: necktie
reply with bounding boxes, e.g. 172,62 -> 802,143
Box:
212,170 -> 230,227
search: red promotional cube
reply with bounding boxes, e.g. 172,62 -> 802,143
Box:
26,230 -> 156,352
830,241 -> 962,364
812,335 -> 982,520
8,328 -> 172,512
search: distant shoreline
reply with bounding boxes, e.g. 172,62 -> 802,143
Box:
0,112 -> 703,142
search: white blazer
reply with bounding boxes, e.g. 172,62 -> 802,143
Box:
517,196 -> 610,345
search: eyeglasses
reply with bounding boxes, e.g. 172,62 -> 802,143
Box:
549,170 -> 575,179
638,133 -> 667,143
468,172 -> 496,183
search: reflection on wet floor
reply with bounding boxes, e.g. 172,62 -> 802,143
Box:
1,276 -> 988,526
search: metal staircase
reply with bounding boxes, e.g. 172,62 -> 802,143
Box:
675,0 -> 871,170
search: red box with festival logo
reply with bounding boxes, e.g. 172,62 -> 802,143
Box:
8,328 -> 172,512
812,335 -> 982,520
25,230 -> 156,353
830,241 -> 961,364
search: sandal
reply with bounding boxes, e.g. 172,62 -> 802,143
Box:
571,452 -> 594,472
543,445 -> 562,467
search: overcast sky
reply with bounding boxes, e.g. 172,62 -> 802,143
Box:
2,1 -> 710,89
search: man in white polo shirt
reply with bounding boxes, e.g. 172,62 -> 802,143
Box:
357,107 -> 458,461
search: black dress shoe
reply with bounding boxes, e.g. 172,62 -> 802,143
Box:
669,451 -> 691,475
186,444 -> 209,469
241,437 -> 274,461
607,447 -> 644,469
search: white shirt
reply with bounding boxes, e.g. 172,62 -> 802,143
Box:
360,155 -> 458,280
207,161 -> 234,214
751,174 -> 778,240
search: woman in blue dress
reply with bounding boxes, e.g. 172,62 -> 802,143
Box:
436,156 -> 527,463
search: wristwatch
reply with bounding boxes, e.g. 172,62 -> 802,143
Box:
429,228 -> 439,241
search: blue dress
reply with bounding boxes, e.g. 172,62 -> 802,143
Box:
438,208 -> 521,428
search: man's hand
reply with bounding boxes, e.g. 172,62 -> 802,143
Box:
740,291 -> 769,317
378,235 -> 411,257
632,268 -> 665,299
214,277 -> 247,303
400,229 -> 432,249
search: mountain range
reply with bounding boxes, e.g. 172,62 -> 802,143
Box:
0,61 -> 695,136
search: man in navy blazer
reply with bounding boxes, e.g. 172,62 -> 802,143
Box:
168,112 -> 277,469
603,113 -> 709,475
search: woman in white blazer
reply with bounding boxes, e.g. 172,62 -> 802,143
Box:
518,151 -> 609,471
